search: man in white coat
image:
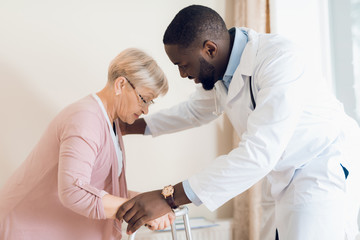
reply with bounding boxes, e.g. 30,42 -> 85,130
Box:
117,5 -> 360,239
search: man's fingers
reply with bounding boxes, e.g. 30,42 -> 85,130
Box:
122,205 -> 138,223
127,215 -> 149,234
127,210 -> 147,233
116,199 -> 135,220
120,190 -> 173,233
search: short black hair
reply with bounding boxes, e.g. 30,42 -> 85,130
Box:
163,5 -> 228,48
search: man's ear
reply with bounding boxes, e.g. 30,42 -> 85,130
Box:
202,40 -> 218,59
114,77 -> 126,95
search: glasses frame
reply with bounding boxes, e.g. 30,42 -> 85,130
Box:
124,76 -> 154,107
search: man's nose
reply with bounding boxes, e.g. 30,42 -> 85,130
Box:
178,67 -> 188,78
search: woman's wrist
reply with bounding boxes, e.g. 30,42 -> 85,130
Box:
102,194 -> 128,219
128,190 -> 140,199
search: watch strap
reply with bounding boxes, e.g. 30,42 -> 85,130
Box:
165,195 -> 178,209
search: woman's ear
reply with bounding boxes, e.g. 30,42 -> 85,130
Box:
114,77 -> 126,95
202,40 -> 218,59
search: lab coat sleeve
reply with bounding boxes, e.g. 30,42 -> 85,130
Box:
144,85 -> 220,137
188,44 -> 307,211
58,111 -> 107,219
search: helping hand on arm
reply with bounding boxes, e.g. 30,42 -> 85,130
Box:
116,182 -> 191,234
101,190 -> 141,219
104,191 -> 175,231
119,118 -> 147,135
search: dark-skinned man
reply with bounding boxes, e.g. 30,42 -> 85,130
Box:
117,5 -> 360,240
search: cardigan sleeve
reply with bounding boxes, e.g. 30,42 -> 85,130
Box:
57,110 -> 108,219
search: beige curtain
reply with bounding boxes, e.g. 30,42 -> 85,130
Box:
231,0 -> 270,33
224,0 -> 270,240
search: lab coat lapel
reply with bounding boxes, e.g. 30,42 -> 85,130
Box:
225,68 -> 244,106
238,27 -> 259,76
226,27 -> 259,107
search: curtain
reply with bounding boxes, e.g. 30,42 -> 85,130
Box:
225,0 -> 271,240
232,0 -> 270,33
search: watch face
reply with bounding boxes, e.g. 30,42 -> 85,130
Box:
162,185 -> 174,197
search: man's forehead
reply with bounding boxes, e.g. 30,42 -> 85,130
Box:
165,44 -> 196,63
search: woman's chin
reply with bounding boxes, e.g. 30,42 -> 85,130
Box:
121,114 -> 139,125
126,118 -> 136,125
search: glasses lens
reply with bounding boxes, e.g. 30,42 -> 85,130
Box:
141,99 -> 154,108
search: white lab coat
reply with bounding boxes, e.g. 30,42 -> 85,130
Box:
145,28 -> 360,239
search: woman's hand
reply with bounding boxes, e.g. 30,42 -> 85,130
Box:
144,211 -> 176,231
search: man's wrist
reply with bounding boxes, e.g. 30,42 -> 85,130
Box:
173,182 -> 191,207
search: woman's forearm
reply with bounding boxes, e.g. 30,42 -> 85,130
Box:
128,190 -> 140,199
102,194 -> 128,219
102,190 -> 139,219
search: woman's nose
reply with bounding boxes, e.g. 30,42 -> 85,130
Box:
142,106 -> 149,115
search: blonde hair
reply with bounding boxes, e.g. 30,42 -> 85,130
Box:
108,48 -> 168,97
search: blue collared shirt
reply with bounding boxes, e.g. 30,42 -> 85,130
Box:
183,28 -> 248,206
222,28 -> 248,89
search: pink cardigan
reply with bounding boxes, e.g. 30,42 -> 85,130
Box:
0,95 -> 128,240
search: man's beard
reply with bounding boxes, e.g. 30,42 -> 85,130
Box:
198,57 -> 217,90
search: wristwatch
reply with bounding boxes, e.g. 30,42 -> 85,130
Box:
161,185 -> 178,209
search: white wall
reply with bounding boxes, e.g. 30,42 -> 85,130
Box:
270,0 -> 333,89
0,0 -> 234,220
328,0 -> 358,121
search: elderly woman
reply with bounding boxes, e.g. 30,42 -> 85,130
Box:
0,48 -> 174,239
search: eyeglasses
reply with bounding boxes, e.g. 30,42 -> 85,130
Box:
124,77 -> 154,107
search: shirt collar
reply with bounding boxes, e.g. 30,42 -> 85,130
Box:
221,28 -> 248,89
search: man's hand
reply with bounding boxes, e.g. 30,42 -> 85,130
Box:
119,118 -> 147,135
116,190 -> 172,234
118,120 -> 131,135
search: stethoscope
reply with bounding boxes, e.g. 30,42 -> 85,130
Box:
249,76 -> 256,109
